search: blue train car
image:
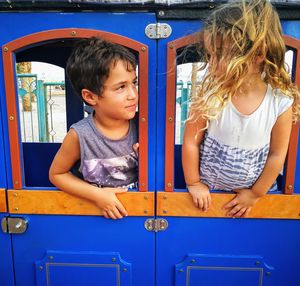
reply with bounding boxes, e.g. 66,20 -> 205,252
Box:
0,1 -> 299,285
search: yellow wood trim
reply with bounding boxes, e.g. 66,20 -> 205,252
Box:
8,190 -> 154,216
157,192 -> 300,219
0,189 -> 7,213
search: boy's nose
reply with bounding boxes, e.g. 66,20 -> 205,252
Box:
127,86 -> 137,99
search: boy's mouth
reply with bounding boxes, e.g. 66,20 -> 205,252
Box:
126,104 -> 137,111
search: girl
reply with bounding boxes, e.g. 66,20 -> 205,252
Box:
182,0 -> 300,218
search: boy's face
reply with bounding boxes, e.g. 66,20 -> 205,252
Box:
95,60 -> 138,121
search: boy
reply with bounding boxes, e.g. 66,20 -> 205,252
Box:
49,37 -> 139,219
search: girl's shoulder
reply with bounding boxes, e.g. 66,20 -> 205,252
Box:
266,86 -> 294,116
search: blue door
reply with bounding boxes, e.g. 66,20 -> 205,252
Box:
156,18 -> 300,286
0,12 -> 157,286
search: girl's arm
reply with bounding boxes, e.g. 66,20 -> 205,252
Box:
182,118 -> 211,211
49,129 -> 128,219
224,107 -> 293,217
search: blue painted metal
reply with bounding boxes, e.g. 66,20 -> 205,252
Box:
0,215 -> 15,286
11,215 -> 154,286
36,251 -> 132,286
0,11 -> 157,286
156,18 -> 300,286
175,254 -> 273,286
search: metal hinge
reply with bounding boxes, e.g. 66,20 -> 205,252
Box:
1,217 -> 28,234
144,218 -> 168,232
145,23 -> 172,39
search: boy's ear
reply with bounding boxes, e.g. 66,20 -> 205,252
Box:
81,89 -> 98,106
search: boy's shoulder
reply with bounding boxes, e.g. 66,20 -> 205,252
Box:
70,115 -> 90,131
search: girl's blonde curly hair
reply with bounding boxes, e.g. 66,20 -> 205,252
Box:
188,0 -> 300,125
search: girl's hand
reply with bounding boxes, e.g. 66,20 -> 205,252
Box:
223,189 -> 260,218
187,182 -> 211,212
94,187 -> 128,219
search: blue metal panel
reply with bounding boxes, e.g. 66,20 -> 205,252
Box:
156,217 -> 300,286
0,215 -> 15,286
175,254 -> 273,286
11,215 -> 154,286
36,251 -> 132,286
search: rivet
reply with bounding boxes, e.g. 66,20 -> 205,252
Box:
123,268 -> 127,272
141,117 -> 146,122
266,272 -> 271,276
14,181 -> 19,185
168,117 -> 173,122
9,116 -> 14,121
167,182 -> 172,187
144,210 -> 148,214
163,210 -> 167,214
13,193 -> 17,197
3,47 -> 8,52
169,44 -> 174,49
178,268 -> 184,272
39,266 -> 43,271
49,256 -> 54,260
141,47 -> 146,52
158,10 -> 165,16
141,183 -> 145,186
288,184 -> 293,190
71,31 -> 76,36
255,261 -> 260,265
144,196 -> 148,200
190,259 -> 196,263
14,207 -> 19,211
163,196 -> 167,200
112,257 -> 116,262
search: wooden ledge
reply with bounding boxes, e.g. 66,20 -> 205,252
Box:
8,190 -> 154,216
0,189 -> 7,213
157,192 -> 300,219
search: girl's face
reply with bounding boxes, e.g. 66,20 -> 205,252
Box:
204,32 -> 230,76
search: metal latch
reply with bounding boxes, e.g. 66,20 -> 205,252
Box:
144,218 -> 168,232
145,23 -> 172,39
1,217 -> 28,234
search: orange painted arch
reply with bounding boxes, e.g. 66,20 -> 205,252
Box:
2,28 -> 148,191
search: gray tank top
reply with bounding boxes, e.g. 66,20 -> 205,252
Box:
71,113 -> 138,188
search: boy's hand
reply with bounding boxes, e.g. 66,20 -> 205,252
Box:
187,182 -> 211,212
132,143 -> 139,157
95,187 -> 128,219
223,189 -> 260,218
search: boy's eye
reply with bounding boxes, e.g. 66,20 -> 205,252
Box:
116,84 -> 125,91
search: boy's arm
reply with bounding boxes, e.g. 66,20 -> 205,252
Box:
182,118 -> 211,211
224,107 -> 293,217
49,129 -> 128,219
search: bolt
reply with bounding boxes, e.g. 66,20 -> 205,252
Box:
3,47 -> 8,52
144,196 -> 148,200
141,117 -> 146,122
123,268 -> 127,272
255,261 -> 260,265
14,207 -> 19,211
191,259 -> 196,263
13,193 -> 17,197
112,257 -> 116,262
49,256 -> 54,260
163,210 -> 168,214
144,210 -> 148,214
169,44 -> 174,49
39,266 -> 43,271
288,184 -> 293,190
141,47 -> 146,52
163,196 -> 167,200
167,183 -> 172,188
266,272 -> 271,276
71,31 -> 76,36
178,268 -> 184,272
9,116 -> 14,121
158,10 -> 164,17
168,117 -> 173,122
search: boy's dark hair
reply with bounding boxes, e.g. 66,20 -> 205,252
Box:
66,37 -> 137,104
